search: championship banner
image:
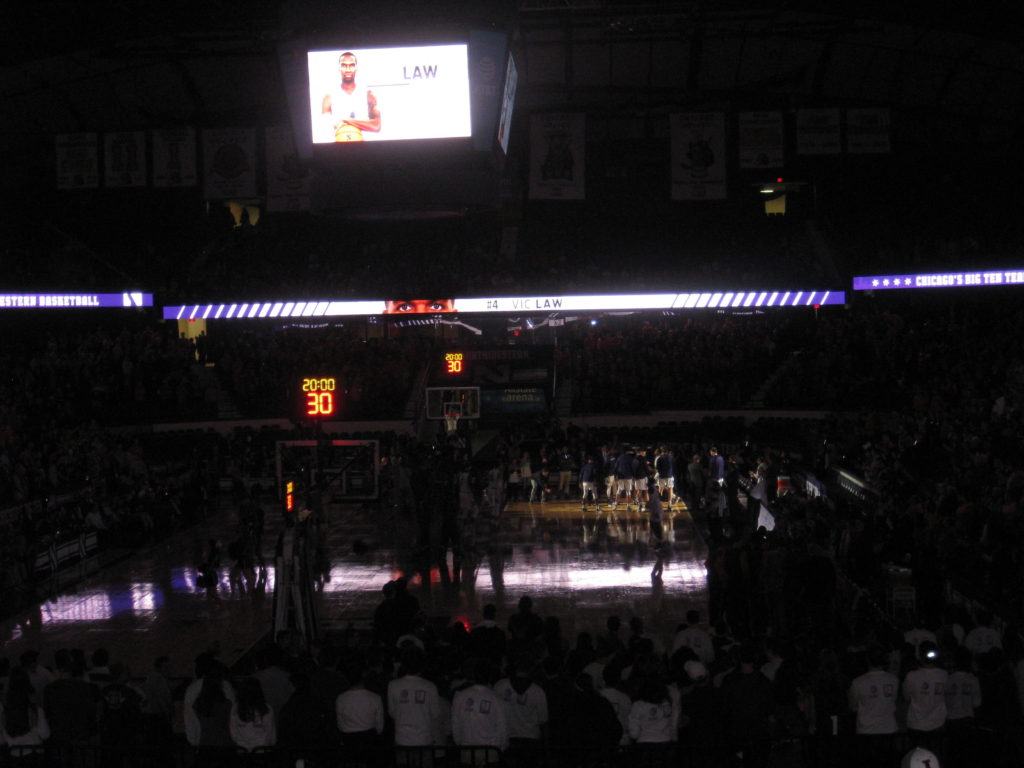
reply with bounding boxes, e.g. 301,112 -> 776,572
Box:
670,112 -> 727,200
529,113 -> 586,200
152,128 -> 197,187
738,111 -> 784,169
103,131 -> 147,187
846,107 -> 891,154
265,126 -> 310,212
202,128 -> 257,199
55,133 -> 99,189
796,108 -> 841,155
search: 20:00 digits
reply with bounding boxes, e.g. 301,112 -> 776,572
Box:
301,377 -> 336,392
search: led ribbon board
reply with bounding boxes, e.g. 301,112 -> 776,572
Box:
1,293 -> 152,309
853,270 -> 1024,291
163,290 -> 845,320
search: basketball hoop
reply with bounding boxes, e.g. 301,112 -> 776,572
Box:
444,412 -> 460,434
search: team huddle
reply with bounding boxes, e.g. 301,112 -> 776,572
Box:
574,446 -> 680,514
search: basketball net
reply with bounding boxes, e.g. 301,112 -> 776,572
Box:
444,412 -> 460,435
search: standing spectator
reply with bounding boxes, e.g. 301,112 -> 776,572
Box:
230,677 -> 276,752
43,655 -> 99,750
387,647 -> 444,749
905,617 -> 938,659
252,645 -> 293,729
556,445 -> 574,499
190,670 -> 234,750
946,646 -> 981,768
849,644 -> 900,767
578,456 -> 600,512
494,661 -> 548,746
719,641 -> 773,768
507,596 -> 544,651
654,446 -> 677,509
672,610 -> 715,666
599,663 -> 633,747
686,454 -> 705,514
467,605 -> 507,667
452,660 -> 508,763
98,678 -> 144,750
336,668 -> 385,748
628,677 -> 676,744
279,673 -> 333,757
678,661 -> 720,768
964,611 -> 1002,656
903,642 -> 948,755
183,657 -> 235,748
563,674 -> 622,766
521,453 -> 540,503
141,656 -> 174,740
19,651 -> 54,696
0,668 -> 50,757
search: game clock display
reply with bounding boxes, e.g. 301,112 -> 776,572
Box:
443,352 -> 465,375
300,376 -> 337,418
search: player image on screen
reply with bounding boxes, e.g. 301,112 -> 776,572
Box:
384,299 -> 456,314
308,45 -> 471,144
321,52 -> 381,142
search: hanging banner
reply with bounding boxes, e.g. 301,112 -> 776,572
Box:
847,107 -> 891,154
670,112 -> 727,200
469,29 -> 508,152
103,131 -> 147,187
265,126 -> 310,212
153,128 -> 198,187
796,108 -> 841,155
55,133 -> 99,189
738,111 -> 784,169
529,113 -> 585,200
202,128 -> 257,199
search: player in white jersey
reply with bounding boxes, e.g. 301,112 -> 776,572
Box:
322,52 -> 381,142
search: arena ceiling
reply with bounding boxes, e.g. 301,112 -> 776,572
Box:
2,1 -> 1022,152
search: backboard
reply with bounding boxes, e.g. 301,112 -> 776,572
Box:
425,386 -> 481,420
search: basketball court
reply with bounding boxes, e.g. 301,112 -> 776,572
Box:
0,387 -> 709,678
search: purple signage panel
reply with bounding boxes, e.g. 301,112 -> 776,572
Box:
853,270 -> 1024,291
0,292 -> 152,309
162,289 -> 846,321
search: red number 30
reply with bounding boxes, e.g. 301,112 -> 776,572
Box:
306,391 -> 334,416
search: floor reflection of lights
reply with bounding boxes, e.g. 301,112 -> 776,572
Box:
1,497 -> 709,673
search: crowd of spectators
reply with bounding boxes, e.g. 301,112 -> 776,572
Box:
562,315 -> 800,413
3,570 -> 1022,767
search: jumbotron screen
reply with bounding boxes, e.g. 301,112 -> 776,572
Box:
307,45 -> 472,143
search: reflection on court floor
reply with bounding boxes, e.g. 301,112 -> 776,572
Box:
0,493 -> 708,676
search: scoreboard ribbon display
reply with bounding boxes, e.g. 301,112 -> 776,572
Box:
164,289 -> 845,320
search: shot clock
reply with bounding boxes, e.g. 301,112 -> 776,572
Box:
299,376 -> 337,418
443,352 -> 465,375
